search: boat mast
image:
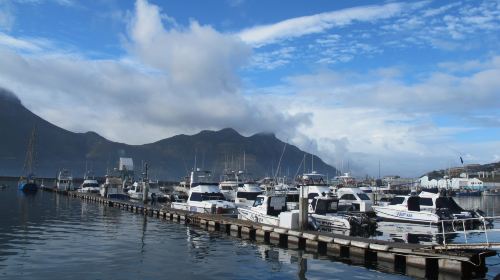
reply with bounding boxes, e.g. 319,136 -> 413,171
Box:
21,126 -> 37,178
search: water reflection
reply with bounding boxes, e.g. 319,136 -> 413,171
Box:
1,184 -> 499,279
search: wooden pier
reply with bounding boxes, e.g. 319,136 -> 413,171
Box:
57,190 -> 496,279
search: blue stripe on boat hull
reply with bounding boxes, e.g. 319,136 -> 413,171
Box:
18,182 -> 38,192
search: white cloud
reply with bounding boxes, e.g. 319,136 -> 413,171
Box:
237,2 -> 419,46
0,0 -> 15,31
247,46 -> 295,70
0,0 -> 309,144
249,55 -> 500,176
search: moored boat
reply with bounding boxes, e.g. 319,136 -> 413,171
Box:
78,171 -> 99,193
56,169 -> 74,191
100,173 -> 129,200
171,169 -> 237,214
18,127 -> 38,192
373,190 -> 486,224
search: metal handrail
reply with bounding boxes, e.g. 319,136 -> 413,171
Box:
439,215 -> 500,248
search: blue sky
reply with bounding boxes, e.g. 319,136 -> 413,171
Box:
0,0 -> 499,177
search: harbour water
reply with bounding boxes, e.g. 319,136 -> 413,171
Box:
1,182 -> 500,279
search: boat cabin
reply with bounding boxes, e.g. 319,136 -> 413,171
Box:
336,187 -> 373,212
310,197 -> 340,215
252,195 -> 287,216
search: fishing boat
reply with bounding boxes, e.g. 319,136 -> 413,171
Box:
18,127 -> 38,192
373,191 -> 486,224
78,171 -> 99,193
308,195 -> 376,233
219,170 -> 241,201
128,180 -> 167,202
336,187 -> 374,213
237,194 -> 295,227
100,172 -> 129,200
235,182 -> 263,208
56,169 -> 74,191
171,169 -> 237,214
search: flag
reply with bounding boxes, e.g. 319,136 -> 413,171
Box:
460,156 -> 464,164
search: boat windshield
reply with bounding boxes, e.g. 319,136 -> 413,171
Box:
357,193 -> 371,200
83,183 -> 99,188
390,197 -> 405,205
236,191 -> 262,200
314,199 -> 339,215
253,197 -> 264,207
190,192 -> 226,201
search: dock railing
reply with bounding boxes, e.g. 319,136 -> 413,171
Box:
436,215 -> 500,249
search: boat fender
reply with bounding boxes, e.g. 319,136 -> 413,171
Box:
308,216 -> 319,231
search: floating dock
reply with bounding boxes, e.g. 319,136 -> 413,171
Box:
57,190 -> 496,279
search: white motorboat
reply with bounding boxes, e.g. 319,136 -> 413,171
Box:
309,196 -> 369,231
100,173 -> 129,200
128,180 -> 167,202
56,169 -> 74,191
336,187 -> 373,213
219,170 -> 241,201
235,182 -> 263,208
128,181 -> 144,200
238,194 -> 298,228
78,171 -> 99,193
171,169 -> 237,214
372,191 -> 484,224
358,184 -> 374,200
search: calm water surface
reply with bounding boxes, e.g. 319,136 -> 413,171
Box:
1,182 -> 500,279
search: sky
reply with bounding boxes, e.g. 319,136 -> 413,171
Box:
0,0 -> 499,177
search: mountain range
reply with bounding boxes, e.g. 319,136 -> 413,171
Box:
0,88 -> 336,180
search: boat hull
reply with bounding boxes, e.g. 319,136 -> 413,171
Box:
373,206 -> 440,224
18,182 -> 38,192
311,214 -> 351,230
238,207 -> 280,226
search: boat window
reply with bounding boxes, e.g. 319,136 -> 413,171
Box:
389,197 -> 405,205
221,186 -> 233,191
286,193 -> 299,202
201,192 -> 226,201
357,193 -> 371,200
362,189 -> 373,193
340,194 -> 356,201
253,197 -> 264,207
236,191 -> 262,200
315,199 -> 339,215
407,196 -> 420,211
308,193 -> 319,199
420,197 -> 433,206
190,192 -> 202,201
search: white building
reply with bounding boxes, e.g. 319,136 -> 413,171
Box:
419,176 -> 484,190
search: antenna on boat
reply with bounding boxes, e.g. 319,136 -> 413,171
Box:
378,160 -> 381,179
274,141 -> 287,180
243,150 -> 246,172
193,148 -> 197,170
311,153 -> 314,173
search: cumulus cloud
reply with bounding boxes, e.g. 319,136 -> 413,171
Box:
250,56 -> 500,176
0,0 -> 309,144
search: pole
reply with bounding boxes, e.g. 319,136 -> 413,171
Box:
299,185 -> 309,231
142,163 -> 149,203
